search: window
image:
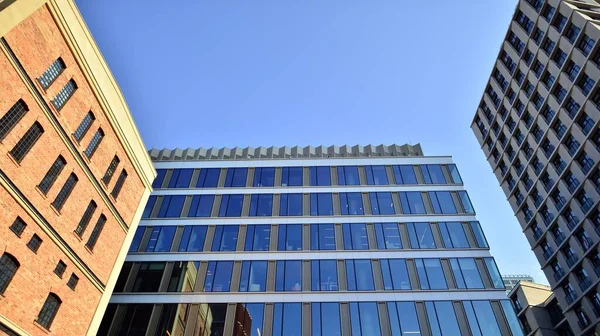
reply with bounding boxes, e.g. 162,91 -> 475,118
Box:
279,193 -> 302,216
53,260 -> 66,278
310,193 -> 333,216
552,13 -> 567,32
416,259 -> 447,289
158,195 -> 185,218
0,253 -> 19,294
188,195 -> 214,217
393,165 -> 417,184
167,169 -> 193,188
578,34 -> 595,56
142,196 -> 156,218
101,156 -> 120,185
450,258 -> 483,289
484,257 -> 505,289
10,121 -> 43,163
338,166 -> 359,185
458,191 -> 475,214
245,225 -> 270,251
36,293 -> 61,329
85,215 -> 106,250
204,261 -> 233,292
73,112 -> 95,142
67,274 -> 78,290
131,262 -> 165,292
211,225 -> 238,251
1,100 -> 28,142
51,173 -> 77,211
311,260 -> 338,291
388,302 -> 422,336
381,259 -> 411,290
425,301 -> 460,336
224,168 -> 247,187
565,97 -> 581,118
565,23 -> 581,43
339,192 -> 364,215
196,168 -> 220,187
278,224 -> 302,251
273,303 -> 302,336
9,217 -> 26,237
421,165 -> 446,184
218,194 -> 243,217
439,222 -> 469,248
346,260 -> 375,290
429,191 -> 457,214
239,260 -> 267,292
463,301 -> 502,336
275,260 -> 302,291
312,303 -> 341,336
374,223 -> 402,249
577,113 -> 594,135
541,38 -> 555,55
281,167 -> 302,186
507,31 -> 525,54
447,164 -> 462,183
370,192 -> 395,215
532,27 -> 544,45
83,128 -> 104,158
500,300 -> 526,336
74,201 -> 97,236
407,222 -> 436,249
565,60 -> 581,81
38,156 -> 66,194
553,48 -> 567,67
253,167 -> 275,187
310,166 -> 331,186
145,226 -> 176,252
111,170 -> 127,199
249,194 -> 273,216
349,302 -> 381,336
399,192 -> 426,214
51,79 -> 77,110
178,226 -> 207,252
578,74 -> 595,96
152,169 -> 166,189
343,223 -> 369,250
38,58 -> 66,89
365,165 -> 389,185
310,224 -> 335,250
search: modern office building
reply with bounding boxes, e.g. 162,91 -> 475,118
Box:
0,1 -> 155,335
504,274 -> 536,292
470,0 -> 600,334
99,144 -> 524,336
509,281 -> 570,335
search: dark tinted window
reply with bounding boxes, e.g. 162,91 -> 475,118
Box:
338,166 -> 360,185
253,167 -> 275,187
224,168 -> 248,187
393,165 -> 417,184
168,169 -> 193,188
281,167 -> 303,186
280,194 -> 303,216
211,226 -> 239,251
310,166 -> 331,186
196,168 -> 220,187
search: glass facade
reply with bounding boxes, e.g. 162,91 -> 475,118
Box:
102,155 -> 511,335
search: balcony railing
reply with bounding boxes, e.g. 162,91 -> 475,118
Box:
566,254 -> 580,268
533,229 -> 543,241
553,268 -> 566,281
555,232 -> 566,245
554,197 -> 567,210
543,248 -> 554,260
567,181 -> 580,193
566,291 -> 578,305
567,217 -> 581,231
581,200 -> 594,214
578,277 -> 592,291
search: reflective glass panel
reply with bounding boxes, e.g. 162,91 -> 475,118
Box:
459,191 -> 475,214
204,261 -> 233,292
375,223 -> 402,249
310,224 -> 335,250
407,222 -> 436,249
381,259 -> 411,289
399,192 -> 426,214
157,195 -> 185,218
346,260 -> 375,291
448,164 -> 463,184
421,165 -> 447,184
249,194 -> 273,216
282,167 -> 303,186
275,260 -> 302,291
338,166 -> 360,185
341,192 -> 364,215
219,194 -> 244,217
224,168 -> 248,187
429,191 -> 457,214
196,168 -> 220,188
188,195 -> 214,217
312,302 -> 341,336
245,225 -> 271,251
310,166 -> 331,186
470,221 -> 489,248
279,193 -> 303,216
393,165 -> 417,184
366,165 -> 389,185
211,225 -> 239,251
350,302 -> 381,336
370,192 -> 395,215
239,261 -> 268,292
178,226 -> 207,252
439,222 -> 469,248
278,224 -> 302,251
311,260 -> 338,291
146,226 -> 176,252
425,301 -> 460,336
273,303 -> 302,336
484,258 -> 505,289
343,223 -> 369,250
310,193 -> 333,216
253,167 -> 275,187
168,169 -> 193,188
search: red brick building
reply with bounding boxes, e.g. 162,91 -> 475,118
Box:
0,1 -> 155,335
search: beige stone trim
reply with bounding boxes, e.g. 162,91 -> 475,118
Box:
0,0 -> 46,37
0,314 -> 31,336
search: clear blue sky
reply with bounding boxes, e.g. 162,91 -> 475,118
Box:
76,0 -> 544,283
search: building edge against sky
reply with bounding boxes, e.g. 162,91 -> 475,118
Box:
471,0 -> 600,334
99,144 -> 524,336
0,0 -> 155,335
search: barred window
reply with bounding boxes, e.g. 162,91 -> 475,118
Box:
0,253 -> 19,294
0,99 -> 28,141
74,201 -> 97,237
51,79 -> 77,111
84,128 -> 104,158
9,217 -> 26,237
38,58 -> 66,89
36,293 -> 61,329
111,170 -> 127,199
53,260 -> 66,278
27,234 -> 42,253
10,122 -> 43,163
38,156 -> 67,194
102,156 -> 120,185
67,274 -> 78,290
73,112 -> 95,142
51,173 -> 78,211
86,214 -> 106,250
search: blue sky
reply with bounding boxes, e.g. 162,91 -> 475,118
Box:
76,0 -> 544,283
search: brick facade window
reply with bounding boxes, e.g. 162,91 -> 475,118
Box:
0,99 -> 28,141
38,58 -> 66,89
73,111 -> 95,142
9,121 -> 44,163
0,253 -> 19,294
86,214 -> 106,250
51,173 -> 78,211
102,156 -> 120,185
36,293 -> 61,329
9,217 -> 27,237
74,201 -> 97,237
38,156 -> 67,195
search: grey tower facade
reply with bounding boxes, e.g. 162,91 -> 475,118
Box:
471,0 -> 600,334
98,144 -> 522,336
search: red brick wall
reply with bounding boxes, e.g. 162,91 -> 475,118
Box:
0,188 -> 100,336
0,4 -> 149,335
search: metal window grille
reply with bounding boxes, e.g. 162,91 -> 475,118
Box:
9,217 -> 26,237
73,112 -> 95,142
38,58 -> 66,89
51,79 -> 77,110
111,170 -> 128,199
36,293 -> 61,329
86,215 -> 106,250
102,156 -> 120,185
84,129 -> 104,158
51,173 -> 78,211
38,156 -> 66,194
0,253 -> 19,294
74,201 -> 97,237
0,99 -> 28,141
10,122 -> 43,163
